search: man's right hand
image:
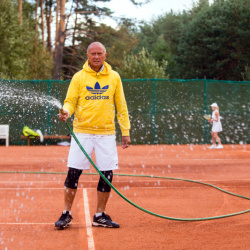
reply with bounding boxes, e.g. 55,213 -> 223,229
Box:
59,109 -> 69,122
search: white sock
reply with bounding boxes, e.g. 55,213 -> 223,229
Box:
95,212 -> 102,217
63,210 -> 71,215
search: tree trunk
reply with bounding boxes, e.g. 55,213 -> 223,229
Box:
65,0 -> 74,32
35,0 -> 39,31
18,0 -> 22,25
67,0 -> 79,76
53,0 -> 66,79
54,0 -> 60,58
72,0 -> 79,48
40,0 -> 45,48
46,0 -> 53,53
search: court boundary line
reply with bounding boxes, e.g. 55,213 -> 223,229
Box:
0,179 -> 249,183
0,222 -> 54,225
0,185 -> 249,190
0,188 -> 64,190
83,188 -> 95,250
0,222 -> 81,225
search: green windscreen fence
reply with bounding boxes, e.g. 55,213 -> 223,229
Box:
0,79 -> 249,145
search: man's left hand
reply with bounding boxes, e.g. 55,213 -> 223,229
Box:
122,136 -> 131,149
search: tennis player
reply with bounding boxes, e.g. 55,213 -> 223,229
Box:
55,42 -> 131,229
208,103 -> 223,149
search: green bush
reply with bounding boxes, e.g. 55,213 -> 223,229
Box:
118,48 -> 168,79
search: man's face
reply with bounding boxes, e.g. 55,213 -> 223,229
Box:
87,43 -> 107,71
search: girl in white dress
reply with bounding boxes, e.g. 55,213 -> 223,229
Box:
208,103 -> 223,149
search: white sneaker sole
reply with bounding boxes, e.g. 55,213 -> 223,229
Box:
92,222 -> 119,228
92,222 -> 109,227
55,221 -> 72,230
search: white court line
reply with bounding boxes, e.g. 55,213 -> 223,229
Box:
0,187 -> 97,190
83,188 -> 95,250
162,159 -> 247,161
0,222 -> 53,225
0,188 -> 64,190
0,181 -> 63,183
0,184 -> 249,190
181,158 -> 243,160
0,179 -> 248,184
0,222 -> 80,225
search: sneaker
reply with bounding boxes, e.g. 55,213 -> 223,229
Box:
55,211 -> 73,229
92,212 -> 119,228
208,144 -> 216,149
216,145 -> 223,149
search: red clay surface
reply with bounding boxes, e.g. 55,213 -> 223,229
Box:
0,144 -> 249,249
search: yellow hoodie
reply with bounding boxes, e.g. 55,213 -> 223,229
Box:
63,61 -> 130,136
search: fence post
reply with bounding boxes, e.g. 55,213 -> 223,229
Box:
204,77 -> 207,144
47,79 -> 51,134
152,78 -> 156,144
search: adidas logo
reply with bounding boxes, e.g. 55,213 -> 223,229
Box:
98,219 -> 107,223
86,82 -> 109,95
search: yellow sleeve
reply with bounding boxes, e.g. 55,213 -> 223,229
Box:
115,75 -> 131,136
62,74 -> 79,116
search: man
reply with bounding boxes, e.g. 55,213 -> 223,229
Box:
55,42 -> 131,229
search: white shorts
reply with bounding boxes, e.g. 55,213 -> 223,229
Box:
67,133 -> 118,171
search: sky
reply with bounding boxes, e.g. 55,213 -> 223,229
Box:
98,0 -> 214,27
62,0 -> 214,45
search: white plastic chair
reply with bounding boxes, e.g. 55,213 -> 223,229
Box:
0,125 -> 9,147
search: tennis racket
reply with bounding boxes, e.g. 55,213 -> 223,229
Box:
204,114 -> 212,120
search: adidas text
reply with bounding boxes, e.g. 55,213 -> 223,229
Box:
85,96 -> 109,100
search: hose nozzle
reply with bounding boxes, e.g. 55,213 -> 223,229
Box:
59,108 -> 64,115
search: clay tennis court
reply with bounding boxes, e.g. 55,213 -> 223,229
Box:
0,144 -> 249,249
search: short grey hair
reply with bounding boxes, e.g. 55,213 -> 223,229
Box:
87,42 -> 106,54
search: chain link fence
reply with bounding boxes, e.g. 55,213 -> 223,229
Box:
0,79 -> 249,145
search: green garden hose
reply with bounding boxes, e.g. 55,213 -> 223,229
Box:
2,120 -> 248,221
64,121 -> 250,221
1,168 -> 249,220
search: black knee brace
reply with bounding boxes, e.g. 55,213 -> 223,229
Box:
97,170 -> 113,192
64,167 -> 83,189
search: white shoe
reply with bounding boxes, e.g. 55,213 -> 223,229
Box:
208,144 -> 216,149
216,145 -> 223,149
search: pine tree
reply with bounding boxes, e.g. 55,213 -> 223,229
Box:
0,0 -> 53,79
